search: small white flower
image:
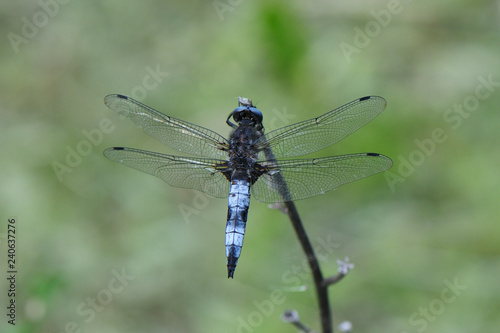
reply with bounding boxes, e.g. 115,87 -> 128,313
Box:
281,309 -> 299,323
338,320 -> 353,332
337,257 -> 354,274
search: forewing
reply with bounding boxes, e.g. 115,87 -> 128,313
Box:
251,153 -> 392,203
256,96 -> 387,158
104,147 -> 229,198
104,94 -> 229,159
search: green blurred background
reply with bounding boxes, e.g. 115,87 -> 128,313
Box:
1,0 -> 499,332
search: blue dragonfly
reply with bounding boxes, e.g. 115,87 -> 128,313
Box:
104,95 -> 392,278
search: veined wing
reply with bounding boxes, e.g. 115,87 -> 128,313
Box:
256,96 -> 386,158
104,147 -> 230,198
251,153 -> 392,203
104,94 -> 229,159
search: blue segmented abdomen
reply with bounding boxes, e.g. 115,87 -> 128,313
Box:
225,179 -> 251,278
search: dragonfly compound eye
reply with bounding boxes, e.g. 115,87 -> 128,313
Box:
231,106 -> 263,125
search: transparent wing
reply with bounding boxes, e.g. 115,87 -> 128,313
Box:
256,96 -> 387,158
104,94 -> 229,159
251,153 -> 392,203
104,147 -> 230,198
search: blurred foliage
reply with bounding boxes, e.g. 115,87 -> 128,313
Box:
1,0 -> 499,332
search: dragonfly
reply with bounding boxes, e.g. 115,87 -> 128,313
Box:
103,94 -> 392,278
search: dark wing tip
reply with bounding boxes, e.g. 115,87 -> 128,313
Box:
359,95 -> 387,105
103,147 -> 126,158
227,268 -> 235,279
366,152 -> 393,169
104,147 -> 125,152
104,94 -> 128,105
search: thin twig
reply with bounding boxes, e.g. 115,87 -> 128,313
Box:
284,200 -> 332,333
282,309 -> 315,333
323,273 -> 346,287
261,122 -> 332,332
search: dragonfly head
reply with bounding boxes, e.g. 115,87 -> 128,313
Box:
226,97 -> 263,129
